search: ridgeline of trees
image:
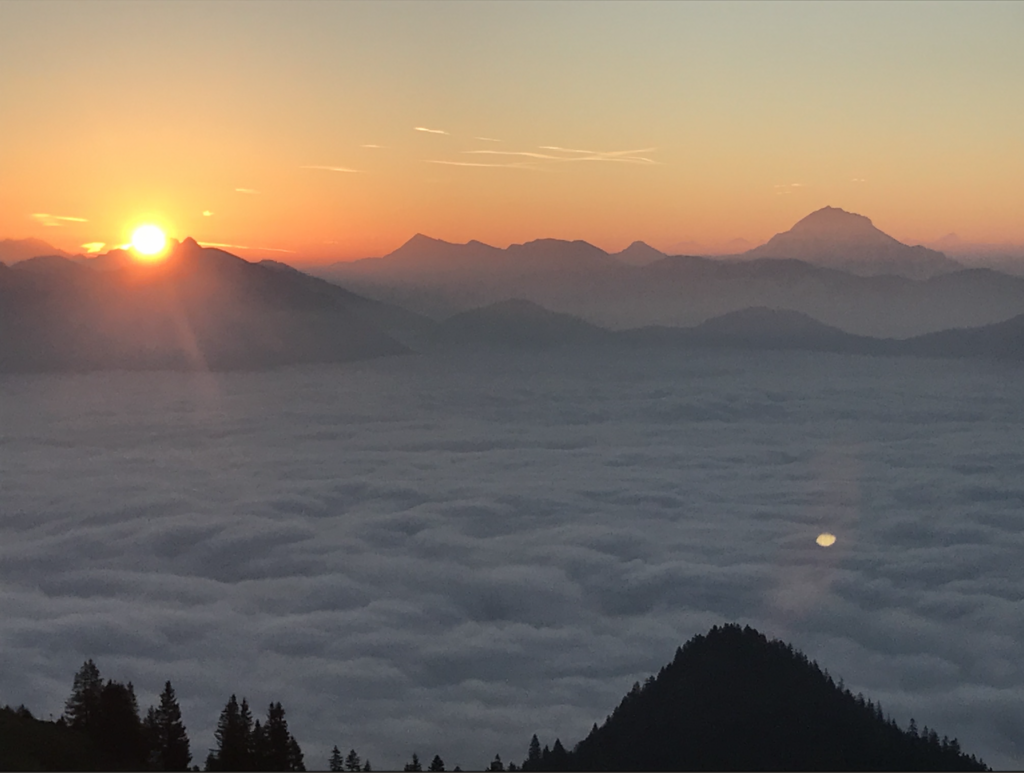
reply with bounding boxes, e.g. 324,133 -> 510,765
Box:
1,625 -> 990,771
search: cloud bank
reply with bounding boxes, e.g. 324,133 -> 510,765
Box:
0,350 -> 1021,770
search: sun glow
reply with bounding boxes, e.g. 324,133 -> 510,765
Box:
130,224 -> 168,260
816,533 -> 837,547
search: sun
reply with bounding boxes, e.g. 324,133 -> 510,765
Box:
130,224 -> 168,259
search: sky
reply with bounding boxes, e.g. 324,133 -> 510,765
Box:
1,1 -> 1023,261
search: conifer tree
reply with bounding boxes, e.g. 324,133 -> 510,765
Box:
403,752 -> 423,771
428,754 -> 445,771
362,760 -> 372,772
64,660 -> 103,734
329,745 -> 344,772
148,681 -> 192,770
96,680 -> 145,770
207,695 -> 251,771
287,735 -> 305,772
488,753 -> 504,771
263,702 -> 293,771
345,748 -> 362,771
525,735 -> 541,770
251,719 -> 268,771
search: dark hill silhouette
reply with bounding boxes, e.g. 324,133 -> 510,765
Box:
432,299 -> 605,348
0,238 -> 414,372
903,313 -> 1024,360
744,206 -> 961,279
0,705 -> 99,771
425,298 -> 1024,360
524,624 -> 987,771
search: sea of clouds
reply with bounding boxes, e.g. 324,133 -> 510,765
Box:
1,349 -> 1022,770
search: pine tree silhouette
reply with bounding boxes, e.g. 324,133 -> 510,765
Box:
345,748 -> 362,771
148,681 -> 191,771
329,745 -> 344,772
428,753 -> 446,771
404,752 -> 423,771
63,660 -> 103,735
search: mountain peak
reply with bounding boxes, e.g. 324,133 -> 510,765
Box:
789,206 -> 876,235
614,240 -> 665,266
745,207 -> 960,279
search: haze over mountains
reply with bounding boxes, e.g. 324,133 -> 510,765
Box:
4,207 -> 1024,371
0,239 -> 411,371
312,208 -> 1024,338
743,206 -> 961,279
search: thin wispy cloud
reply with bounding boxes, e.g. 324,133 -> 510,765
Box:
198,241 -> 295,253
424,160 -> 537,170
360,144 -> 385,149
235,188 -> 260,194
538,146 -> 659,164
414,126 -> 449,135
851,178 -> 866,183
80,242 -> 106,254
300,165 -> 362,173
774,183 -> 805,195
464,150 -> 560,160
31,213 -> 88,227
475,137 -> 502,142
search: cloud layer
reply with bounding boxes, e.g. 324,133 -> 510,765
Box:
1,350 -> 1022,770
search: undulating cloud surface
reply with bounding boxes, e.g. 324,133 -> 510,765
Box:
1,350 -> 1022,769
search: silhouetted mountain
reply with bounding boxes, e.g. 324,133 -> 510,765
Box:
0,237 -> 74,264
612,241 -> 665,266
432,299 -> 605,348
620,306 -> 892,355
744,206 -> 961,279
0,239 -> 413,372
524,624 -> 987,771
903,313 -> 1024,360
311,227 -> 1024,338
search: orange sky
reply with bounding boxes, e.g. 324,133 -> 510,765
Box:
2,1 -> 1023,262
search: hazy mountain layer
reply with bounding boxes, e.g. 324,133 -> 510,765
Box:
0,239 -> 411,372
743,206 -> 961,279
312,213 -> 1024,338
429,299 -> 1024,361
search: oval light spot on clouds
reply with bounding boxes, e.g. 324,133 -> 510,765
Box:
816,532 -> 837,547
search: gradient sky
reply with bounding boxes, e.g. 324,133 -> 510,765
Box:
2,1 -> 1022,261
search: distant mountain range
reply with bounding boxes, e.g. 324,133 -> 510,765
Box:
429,299 -> 1024,361
0,239 -> 417,372
311,208 -> 1024,338
3,217 -> 1023,371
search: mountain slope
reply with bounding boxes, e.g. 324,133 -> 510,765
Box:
0,239 -> 411,372
744,206 -> 961,279
530,624 -> 987,771
310,229 -> 1024,338
0,237 -> 74,264
432,299 -> 606,348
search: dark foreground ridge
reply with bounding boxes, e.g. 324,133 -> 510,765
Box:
1,625 -> 987,771
524,624 -> 987,771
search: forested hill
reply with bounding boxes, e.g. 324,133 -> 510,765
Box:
521,624 -> 987,771
1,626 -> 989,771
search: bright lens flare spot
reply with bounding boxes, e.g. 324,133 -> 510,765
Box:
816,532 -> 837,547
131,225 -> 167,257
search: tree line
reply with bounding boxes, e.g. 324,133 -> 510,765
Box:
1,626 -> 991,771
